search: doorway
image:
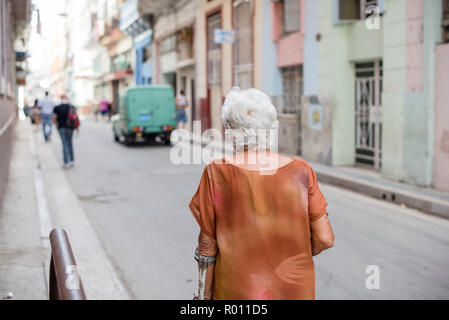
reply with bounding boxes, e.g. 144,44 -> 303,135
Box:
354,60 -> 383,169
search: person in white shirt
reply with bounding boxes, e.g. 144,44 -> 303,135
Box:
38,91 -> 56,142
175,89 -> 188,129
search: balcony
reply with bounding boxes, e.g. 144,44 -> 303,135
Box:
138,0 -> 180,16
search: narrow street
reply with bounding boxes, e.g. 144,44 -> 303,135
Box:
57,120 -> 449,300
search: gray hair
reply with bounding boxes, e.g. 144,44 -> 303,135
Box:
221,87 -> 278,152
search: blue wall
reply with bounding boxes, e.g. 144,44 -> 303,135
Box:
135,33 -> 153,85
303,0 -> 319,96
262,0 -> 283,98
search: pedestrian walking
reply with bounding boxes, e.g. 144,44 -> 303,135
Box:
53,95 -> 77,169
175,89 -> 188,129
190,87 -> 335,300
30,98 -> 41,126
99,98 -> 110,120
38,92 -> 55,142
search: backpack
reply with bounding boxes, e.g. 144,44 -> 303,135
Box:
67,105 -> 80,130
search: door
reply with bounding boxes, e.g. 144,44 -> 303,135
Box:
112,80 -> 119,114
280,66 -> 303,154
355,60 -> 383,169
191,78 -> 196,126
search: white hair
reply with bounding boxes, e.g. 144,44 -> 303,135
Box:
221,87 -> 278,151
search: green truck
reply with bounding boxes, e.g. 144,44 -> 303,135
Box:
112,85 -> 177,145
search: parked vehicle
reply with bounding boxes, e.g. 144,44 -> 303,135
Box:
112,85 -> 177,145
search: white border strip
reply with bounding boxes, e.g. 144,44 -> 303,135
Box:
28,125 -> 53,249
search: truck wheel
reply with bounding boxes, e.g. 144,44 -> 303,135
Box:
114,133 -> 119,142
164,133 -> 172,146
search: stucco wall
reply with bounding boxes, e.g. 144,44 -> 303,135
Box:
433,43 -> 449,192
382,0 -> 407,180
194,0 -> 233,131
317,0 -> 383,167
382,0 -> 441,186
0,100 -> 16,211
277,32 -> 304,68
301,0 -> 332,164
261,0 -> 283,108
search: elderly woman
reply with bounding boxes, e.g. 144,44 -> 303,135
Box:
189,87 -> 334,300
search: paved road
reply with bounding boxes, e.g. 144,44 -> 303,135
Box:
61,120 -> 449,299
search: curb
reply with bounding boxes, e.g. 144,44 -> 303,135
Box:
30,123 -> 132,299
314,169 -> 449,220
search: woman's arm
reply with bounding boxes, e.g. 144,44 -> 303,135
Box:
311,214 -> 335,256
197,232 -> 218,299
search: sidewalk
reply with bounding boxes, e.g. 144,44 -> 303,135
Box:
0,120 -> 131,299
310,162 -> 449,219
191,134 -> 449,219
0,120 -> 47,299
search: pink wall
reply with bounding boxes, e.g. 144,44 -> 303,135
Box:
433,44 -> 449,192
406,0 -> 424,93
271,0 -> 305,68
271,1 -> 283,42
277,32 -> 304,67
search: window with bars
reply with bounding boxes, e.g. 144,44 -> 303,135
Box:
281,67 -> 302,114
443,0 -> 449,43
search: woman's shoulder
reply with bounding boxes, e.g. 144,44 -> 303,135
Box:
204,156 -> 312,172
205,158 -> 231,170
291,157 -> 310,167
289,157 -> 315,175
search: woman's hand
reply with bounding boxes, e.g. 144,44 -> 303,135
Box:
198,232 -> 218,299
311,214 -> 335,256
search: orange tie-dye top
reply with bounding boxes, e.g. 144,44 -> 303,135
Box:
189,158 -> 328,300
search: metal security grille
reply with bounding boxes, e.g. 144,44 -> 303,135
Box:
207,12 -> 221,87
281,66 -> 302,114
233,0 -> 253,89
355,61 -> 383,169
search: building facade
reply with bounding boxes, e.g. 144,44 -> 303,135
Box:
301,0 -> 449,192
270,0 -> 304,154
64,0 -> 449,193
0,0 -> 31,208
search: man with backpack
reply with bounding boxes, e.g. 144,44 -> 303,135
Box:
53,95 -> 80,169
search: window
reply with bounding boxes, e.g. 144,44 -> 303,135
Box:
281,66 -> 302,114
112,52 -> 130,72
336,0 -> 381,22
91,12 -> 97,32
143,44 -> 151,62
207,12 -> 221,86
161,34 -> 177,54
177,27 -> 194,61
233,0 -> 252,88
283,0 -> 300,33
443,0 -> 449,43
